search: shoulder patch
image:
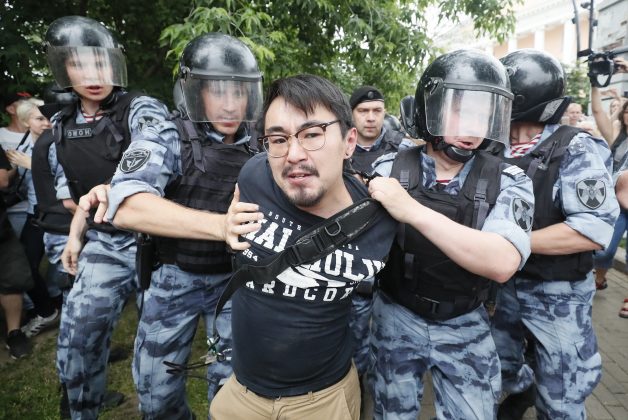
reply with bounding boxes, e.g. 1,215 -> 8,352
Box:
502,164 -> 524,178
568,138 -> 587,155
138,116 -> 160,132
119,148 -> 151,173
576,178 -> 607,209
512,198 -> 533,231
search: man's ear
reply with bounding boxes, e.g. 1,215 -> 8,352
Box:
344,127 -> 357,159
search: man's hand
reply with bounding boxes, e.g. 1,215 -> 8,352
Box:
61,232 -> 83,275
368,177 -> 419,224
79,184 -> 111,223
225,184 -> 263,251
615,57 -> 628,74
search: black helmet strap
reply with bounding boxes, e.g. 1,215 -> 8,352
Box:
431,136 -> 475,163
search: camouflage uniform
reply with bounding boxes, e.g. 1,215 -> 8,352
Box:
55,95 -> 170,419
368,150 -> 534,420
491,125 -> 618,419
107,124 -> 243,419
43,144 -> 72,289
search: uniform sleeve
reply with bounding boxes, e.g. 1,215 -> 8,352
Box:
49,144 -> 71,201
370,152 -> 398,177
482,165 -> 534,269
557,134 -> 618,249
399,138 -> 417,150
107,96 -> 180,219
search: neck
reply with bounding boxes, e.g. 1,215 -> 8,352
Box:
5,119 -> 27,133
510,122 -> 544,145
80,98 -> 101,116
426,143 -> 464,179
300,184 -> 353,219
357,132 -> 380,148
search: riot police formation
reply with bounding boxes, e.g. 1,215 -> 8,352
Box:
366,49 -> 535,419
44,16 -> 173,418
489,49 -> 618,419
98,33 -> 263,418
8,14 -> 620,418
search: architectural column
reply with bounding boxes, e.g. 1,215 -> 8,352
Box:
563,19 -> 576,63
508,37 -> 517,53
534,29 -> 545,50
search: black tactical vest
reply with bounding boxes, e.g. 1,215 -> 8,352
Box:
54,91 -> 141,233
31,129 -> 72,234
501,125 -> 592,281
156,119 -> 257,274
351,130 -> 405,173
378,147 -> 502,320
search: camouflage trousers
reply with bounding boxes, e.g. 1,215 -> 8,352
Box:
369,292 -> 501,420
349,278 -> 374,377
490,275 -> 602,419
57,238 -> 139,420
132,264 -> 233,420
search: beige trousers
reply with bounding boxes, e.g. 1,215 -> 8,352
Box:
210,363 -> 360,420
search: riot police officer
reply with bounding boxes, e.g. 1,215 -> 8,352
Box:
347,86 -> 415,387
349,86 -> 415,174
45,16 -> 173,418
490,49 -> 618,420
101,33 -> 263,418
367,49 -> 535,419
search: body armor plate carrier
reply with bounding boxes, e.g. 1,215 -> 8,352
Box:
350,130 -> 405,173
54,91 -> 141,233
378,147 -> 502,320
156,119 -> 257,274
497,125 -> 592,281
31,129 -> 73,234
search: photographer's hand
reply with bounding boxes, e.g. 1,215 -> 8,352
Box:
614,57 -> 627,73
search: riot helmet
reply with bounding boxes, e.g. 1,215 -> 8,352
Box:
383,114 -> 402,134
45,16 -> 127,89
178,33 -> 263,125
415,49 -> 513,162
500,49 -> 570,124
39,82 -> 77,119
172,79 -> 188,119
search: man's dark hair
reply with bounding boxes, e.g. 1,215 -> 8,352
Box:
260,74 -> 352,137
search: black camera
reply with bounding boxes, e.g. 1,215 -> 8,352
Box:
586,46 -> 628,88
588,52 -> 618,87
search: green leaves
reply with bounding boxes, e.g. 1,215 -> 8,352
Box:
160,0 -> 517,109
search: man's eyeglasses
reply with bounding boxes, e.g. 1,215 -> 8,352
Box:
259,119 -> 340,158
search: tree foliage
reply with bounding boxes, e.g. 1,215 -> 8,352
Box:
563,60 -> 591,111
0,0 -> 189,105
161,0 -> 518,110
1,0 -> 518,117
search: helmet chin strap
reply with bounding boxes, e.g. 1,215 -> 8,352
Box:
432,137 -> 475,163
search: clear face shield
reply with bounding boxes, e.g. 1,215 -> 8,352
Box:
180,76 -> 263,125
424,80 -> 513,145
47,46 -> 127,88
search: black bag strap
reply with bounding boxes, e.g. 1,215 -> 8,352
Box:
209,197 -> 383,348
11,131 -> 31,190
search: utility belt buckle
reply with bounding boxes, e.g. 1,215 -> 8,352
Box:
419,296 -> 441,314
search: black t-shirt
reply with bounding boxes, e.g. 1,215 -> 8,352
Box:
0,147 -> 12,240
232,153 -> 397,397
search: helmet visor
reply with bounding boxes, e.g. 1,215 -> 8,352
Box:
424,83 -> 512,145
47,46 -> 127,89
181,77 -> 263,124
